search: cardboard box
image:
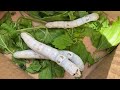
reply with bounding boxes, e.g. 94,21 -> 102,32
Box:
0,11 -> 120,79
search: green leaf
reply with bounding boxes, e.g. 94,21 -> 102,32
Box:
70,41 -> 94,65
68,11 -> 76,20
78,11 -> 89,18
27,11 -> 70,21
87,54 -> 95,65
0,35 -> 13,54
72,26 -> 96,42
39,66 -> 52,79
27,11 -> 91,22
52,34 -> 73,49
51,61 -> 64,78
0,12 -> 11,25
44,29 -> 64,44
91,31 -> 102,48
15,35 -> 28,50
39,61 -> 52,79
26,67 -> 37,73
27,11 -> 40,19
97,17 -> 120,50
98,12 -> 109,28
0,23 -> 16,37
17,17 -> 32,29
40,11 -> 55,16
1,23 -> 14,31
0,12 -> 20,53
29,29 -> 64,44
12,57 -> 26,70
84,11 -> 109,30
0,12 -> 30,68
38,60 -> 64,79
0,12 -> 16,37
30,60 -> 41,71
1,11 -> 116,79
26,60 -> 41,73
78,27 -> 95,38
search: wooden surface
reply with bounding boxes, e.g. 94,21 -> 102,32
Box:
0,54 -> 33,79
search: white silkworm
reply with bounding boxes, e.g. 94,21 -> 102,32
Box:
59,51 -> 84,71
20,32 -> 83,77
21,32 -> 60,61
13,50 -> 48,59
45,13 -> 99,28
13,50 -> 84,71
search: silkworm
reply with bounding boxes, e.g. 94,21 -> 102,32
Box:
13,50 -> 84,71
13,50 -> 48,59
45,13 -> 99,28
20,32 -> 83,77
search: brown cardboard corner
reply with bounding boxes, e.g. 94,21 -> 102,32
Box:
0,54 -> 34,79
104,11 -> 120,21
86,44 -> 120,79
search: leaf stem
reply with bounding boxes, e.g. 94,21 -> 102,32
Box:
16,25 -> 46,32
19,11 -> 47,24
0,36 -> 13,54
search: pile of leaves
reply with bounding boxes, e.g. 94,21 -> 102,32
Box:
0,11 -> 120,79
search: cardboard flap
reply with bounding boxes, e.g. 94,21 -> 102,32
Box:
0,54 -> 33,79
